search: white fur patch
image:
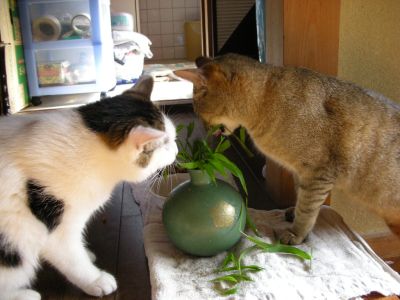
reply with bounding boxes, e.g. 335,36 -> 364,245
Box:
0,109 -> 177,297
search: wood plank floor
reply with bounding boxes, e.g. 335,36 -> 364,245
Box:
366,234 -> 400,273
34,182 -> 151,300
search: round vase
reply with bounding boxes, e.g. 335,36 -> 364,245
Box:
162,170 -> 246,256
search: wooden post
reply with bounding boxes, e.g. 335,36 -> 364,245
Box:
263,0 -> 340,208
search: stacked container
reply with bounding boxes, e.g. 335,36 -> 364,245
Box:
18,0 -> 116,99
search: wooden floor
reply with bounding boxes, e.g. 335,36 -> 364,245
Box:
34,108 -> 400,298
366,234 -> 400,273
35,182 -> 151,300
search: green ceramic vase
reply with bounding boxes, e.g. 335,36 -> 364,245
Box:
162,170 -> 246,256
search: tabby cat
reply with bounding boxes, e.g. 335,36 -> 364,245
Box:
174,53 -> 400,245
0,76 -> 177,299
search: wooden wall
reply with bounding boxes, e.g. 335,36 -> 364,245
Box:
283,0 -> 340,76
264,0 -> 340,207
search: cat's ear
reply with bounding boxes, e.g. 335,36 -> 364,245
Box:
173,69 -> 206,88
129,125 -> 165,150
126,75 -> 154,100
195,56 -> 212,67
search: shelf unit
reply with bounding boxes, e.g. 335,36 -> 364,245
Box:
18,0 -> 116,100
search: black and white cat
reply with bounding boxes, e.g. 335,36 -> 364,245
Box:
0,76 -> 178,300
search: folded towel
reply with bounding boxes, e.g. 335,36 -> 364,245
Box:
112,31 -> 153,59
130,180 -> 400,300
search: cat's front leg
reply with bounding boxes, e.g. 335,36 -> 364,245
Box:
86,248 -> 96,262
277,176 -> 334,245
41,229 -> 117,297
1,289 -> 41,300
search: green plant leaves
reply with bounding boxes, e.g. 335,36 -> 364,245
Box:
208,159 -> 228,177
203,163 -> 217,184
218,265 -> 264,273
213,153 -> 248,195
242,233 -> 312,260
186,121 -> 195,139
239,127 -> 246,143
245,208 -> 260,237
176,123 -> 185,134
219,287 -> 238,296
211,275 -> 239,283
211,232 -> 312,296
215,138 -> 231,153
178,162 -> 200,169
176,123 -> 248,194
212,245 -> 260,296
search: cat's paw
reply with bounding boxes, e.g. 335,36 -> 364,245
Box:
6,289 -> 41,300
276,229 -> 305,245
82,271 -> 117,297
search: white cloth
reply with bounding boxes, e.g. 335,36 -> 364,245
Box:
112,31 -> 153,82
130,180 -> 400,300
112,31 -> 153,59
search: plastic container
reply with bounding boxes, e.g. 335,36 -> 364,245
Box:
111,12 -> 134,31
18,0 -> 116,98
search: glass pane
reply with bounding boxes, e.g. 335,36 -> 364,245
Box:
29,0 -> 91,42
35,47 -> 96,87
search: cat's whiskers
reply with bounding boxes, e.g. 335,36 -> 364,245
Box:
155,168 -> 166,195
165,105 -> 173,117
165,165 -> 174,195
147,169 -> 164,198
